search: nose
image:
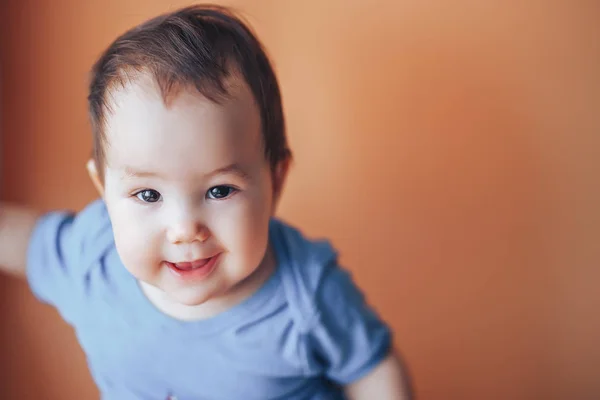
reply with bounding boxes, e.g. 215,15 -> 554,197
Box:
167,219 -> 210,244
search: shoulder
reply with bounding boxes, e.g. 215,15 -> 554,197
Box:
28,198 -> 115,282
54,198 -> 114,267
269,218 -> 341,326
270,219 -> 392,383
31,197 -> 112,256
26,198 -> 116,318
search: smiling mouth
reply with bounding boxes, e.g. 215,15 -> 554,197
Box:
170,258 -> 212,271
165,254 -> 221,280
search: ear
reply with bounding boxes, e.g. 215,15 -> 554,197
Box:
86,159 -> 105,197
271,155 -> 291,211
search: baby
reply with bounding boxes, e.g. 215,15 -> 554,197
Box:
0,5 -> 411,399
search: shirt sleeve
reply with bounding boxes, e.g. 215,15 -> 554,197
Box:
26,200 -> 107,321
306,264 -> 392,384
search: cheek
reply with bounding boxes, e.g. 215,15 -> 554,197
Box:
226,192 -> 272,260
106,200 -> 161,274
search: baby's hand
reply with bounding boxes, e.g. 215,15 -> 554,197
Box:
0,204 -> 40,277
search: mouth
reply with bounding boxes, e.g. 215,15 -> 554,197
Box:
165,253 -> 221,280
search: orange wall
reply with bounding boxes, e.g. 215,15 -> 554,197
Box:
1,1 -> 599,399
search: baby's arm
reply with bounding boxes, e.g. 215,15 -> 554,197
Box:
307,262 -> 414,399
0,204 -> 40,277
344,351 -> 412,400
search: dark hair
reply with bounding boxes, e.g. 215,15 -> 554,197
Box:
88,4 -> 289,181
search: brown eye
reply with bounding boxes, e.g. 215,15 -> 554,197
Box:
207,186 -> 236,200
135,189 -> 161,203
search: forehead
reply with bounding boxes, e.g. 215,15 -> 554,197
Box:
103,73 -> 263,175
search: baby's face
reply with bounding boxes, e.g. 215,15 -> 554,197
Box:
100,74 -> 277,308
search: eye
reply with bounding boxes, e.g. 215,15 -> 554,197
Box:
135,189 -> 162,203
207,185 -> 237,200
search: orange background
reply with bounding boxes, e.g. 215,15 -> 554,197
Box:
1,1 -> 599,399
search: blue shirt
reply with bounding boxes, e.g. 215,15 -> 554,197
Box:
27,199 -> 391,400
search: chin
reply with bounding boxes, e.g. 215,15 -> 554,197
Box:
169,290 -> 214,307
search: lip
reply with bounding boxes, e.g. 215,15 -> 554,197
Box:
165,253 -> 221,281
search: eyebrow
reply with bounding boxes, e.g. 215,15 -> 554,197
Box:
207,163 -> 251,180
121,163 -> 251,180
